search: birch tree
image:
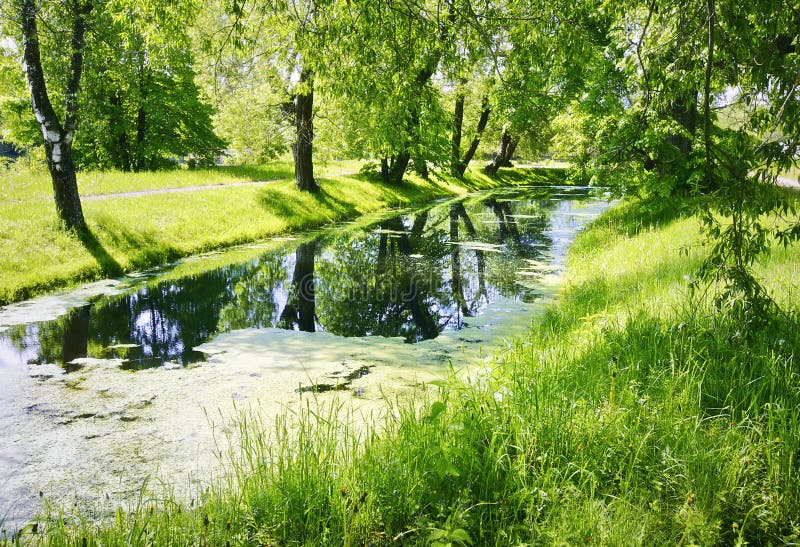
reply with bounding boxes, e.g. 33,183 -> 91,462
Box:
20,0 -> 91,231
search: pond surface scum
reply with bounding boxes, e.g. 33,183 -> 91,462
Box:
0,186 -> 610,530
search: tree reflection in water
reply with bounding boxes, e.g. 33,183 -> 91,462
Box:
279,241 -> 318,332
1,187 -> 596,370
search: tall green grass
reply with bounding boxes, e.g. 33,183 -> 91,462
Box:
5,194 -> 798,546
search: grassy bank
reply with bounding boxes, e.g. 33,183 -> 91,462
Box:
0,163 -> 561,305
9,194 -> 798,545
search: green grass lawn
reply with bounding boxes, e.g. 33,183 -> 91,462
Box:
0,160 -> 362,202
11,192 -> 799,546
0,162 -> 558,305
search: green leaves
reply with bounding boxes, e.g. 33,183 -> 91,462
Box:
426,400 -> 447,422
78,15 -> 225,171
429,524 -> 474,547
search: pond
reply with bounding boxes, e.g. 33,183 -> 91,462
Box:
0,185 -> 610,531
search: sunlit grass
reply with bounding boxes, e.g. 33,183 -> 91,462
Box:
0,160 -> 363,202
7,191 -> 799,545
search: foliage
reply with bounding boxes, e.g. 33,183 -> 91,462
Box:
78,4 -> 225,170
550,0 -> 800,320
0,0 -> 225,171
487,0 -> 606,156
0,39 -> 38,149
191,0 -> 304,164
323,1 -> 453,168
206,62 -> 290,164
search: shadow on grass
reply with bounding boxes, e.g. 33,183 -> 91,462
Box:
78,228 -> 124,277
257,184 -> 361,228
450,166 -> 568,191
90,216 -> 183,272
493,167 -> 569,185
369,174 -> 454,203
256,173 -> 453,229
215,163 -> 295,182
571,196 -> 694,260
347,171 -> 450,199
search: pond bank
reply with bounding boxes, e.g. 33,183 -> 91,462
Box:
5,195 -> 798,545
0,166 -> 565,305
1,184 -> 606,535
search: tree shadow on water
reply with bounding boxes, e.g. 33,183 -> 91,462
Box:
78,228 -> 124,277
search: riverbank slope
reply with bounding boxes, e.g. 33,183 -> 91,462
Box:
0,164 -> 558,305
9,193 -> 799,545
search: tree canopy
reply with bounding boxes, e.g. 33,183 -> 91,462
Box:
1,0 -> 797,311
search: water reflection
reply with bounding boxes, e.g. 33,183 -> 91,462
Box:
279,241 -> 318,332
0,187 -> 601,370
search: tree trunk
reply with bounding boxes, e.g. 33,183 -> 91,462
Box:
412,157 -> 429,178
454,98 -> 491,178
134,105 -> 146,172
664,11 -> 699,189
384,217 -> 412,254
406,291 -> 439,340
20,0 -> 89,231
381,153 -> 411,184
119,130 -> 132,172
484,131 -> 512,177
501,138 -> 518,167
133,59 -> 148,172
293,70 -> 318,191
410,210 -> 429,237
380,158 -> 389,181
452,202 -> 476,236
667,95 -> 698,157
484,198 -> 520,243
703,0 -> 715,185
500,201 -> 521,242
109,92 -> 132,171
295,241 -> 317,332
449,204 -> 470,317
61,305 -> 90,364
454,201 -> 486,296
280,241 -> 317,332
450,92 -> 465,176
45,139 -> 85,229
385,65 -> 435,185
376,232 -> 388,277
484,198 -> 508,238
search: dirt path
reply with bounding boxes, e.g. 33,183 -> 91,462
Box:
83,178 -> 284,200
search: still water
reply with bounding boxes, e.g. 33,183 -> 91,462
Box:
0,186 -> 609,530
